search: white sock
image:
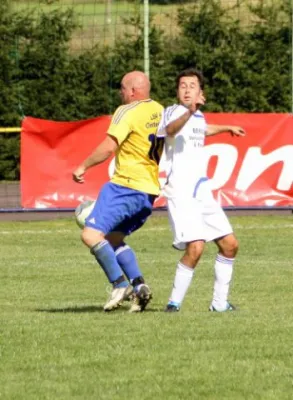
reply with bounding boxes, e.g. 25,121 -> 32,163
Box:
212,254 -> 234,310
169,262 -> 195,306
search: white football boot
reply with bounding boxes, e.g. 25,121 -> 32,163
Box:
104,285 -> 133,312
129,284 -> 152,313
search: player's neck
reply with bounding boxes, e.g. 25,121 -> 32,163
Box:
132,94 -> 150,102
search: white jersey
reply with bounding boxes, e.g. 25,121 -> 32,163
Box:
157,104 -> 208,199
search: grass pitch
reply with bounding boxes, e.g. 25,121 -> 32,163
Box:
1,214 -> 293,399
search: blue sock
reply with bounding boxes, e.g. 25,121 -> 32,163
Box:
91,240 -> 128,288
114,243 -> 143,284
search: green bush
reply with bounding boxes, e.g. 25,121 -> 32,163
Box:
0,0 -> 291,179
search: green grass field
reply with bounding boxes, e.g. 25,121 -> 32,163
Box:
1,214 -> 293,399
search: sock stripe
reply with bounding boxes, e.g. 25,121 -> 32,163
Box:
178,261 -> 194,275
178,262 -> 194,272
90,240 -> 109,255
98,239 -> 109,249
114,245 -> 130,256
216,254 -> 234,264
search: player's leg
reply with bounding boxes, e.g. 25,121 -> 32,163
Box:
105,230 -> 145,304
209,233 -> 238,312
94,188 -> 155,312
81,183 -> 132,311
166,240 -> 205,312
193,179 -> 238,312
165,197 -> 205,312
112,194 -> 155,313
203,202 -> 238,312
81,227 -> 131,312
107,231 -> 144,290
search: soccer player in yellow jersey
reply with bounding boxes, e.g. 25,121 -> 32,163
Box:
73,71 -> 164,312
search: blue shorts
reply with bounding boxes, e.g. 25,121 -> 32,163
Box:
85,182 -> 156,235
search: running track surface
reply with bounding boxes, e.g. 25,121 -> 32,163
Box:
0,183 -> 291,221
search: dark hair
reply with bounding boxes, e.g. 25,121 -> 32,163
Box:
176,68 -> 204,90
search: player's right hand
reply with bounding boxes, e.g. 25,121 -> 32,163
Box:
190,91 -> 206,113
73,165 -> 86,183
196,90 -> 206,106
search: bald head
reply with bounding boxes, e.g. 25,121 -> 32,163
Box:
123,71 -> 151,92
120,71 -> 151,104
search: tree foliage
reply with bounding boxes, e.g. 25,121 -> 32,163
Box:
0,0 -> 291,179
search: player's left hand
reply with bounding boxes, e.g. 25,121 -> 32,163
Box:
229,127 -> 246,137
73,165 -> 86,183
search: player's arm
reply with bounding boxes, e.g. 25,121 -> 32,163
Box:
157,105 -> 197,137
206,125 -> 246,137
165,108 -> 194,137
73,135 -> 118,183
165,92 -> 206,137
73,106 -> 132,183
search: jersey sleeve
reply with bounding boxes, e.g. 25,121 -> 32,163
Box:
107,106 -> 132,145
156,108 -> 168,138
156,105 -> 187,138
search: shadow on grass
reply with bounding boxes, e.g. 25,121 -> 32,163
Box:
35,305 -> 105,313
35,305 -> 158,313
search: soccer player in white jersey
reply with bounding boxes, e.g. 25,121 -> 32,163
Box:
157,68 -> 245,312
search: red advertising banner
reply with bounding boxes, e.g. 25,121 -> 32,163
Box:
21,114 -> 293,209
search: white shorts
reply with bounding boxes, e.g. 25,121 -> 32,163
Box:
167,181 -> 233,250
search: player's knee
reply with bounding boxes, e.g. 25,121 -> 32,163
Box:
106,232 -> 126,248
81,227 -> 105,248
184,241 -> 205,265
230,236 -> 239,257
222,236 -> 239,258
233,237 -> 239,254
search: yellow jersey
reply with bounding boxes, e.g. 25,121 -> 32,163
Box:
108,99 -> 164,195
